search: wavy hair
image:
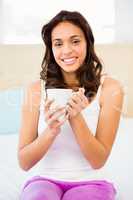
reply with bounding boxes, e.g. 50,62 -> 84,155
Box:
40,10 -> 103,98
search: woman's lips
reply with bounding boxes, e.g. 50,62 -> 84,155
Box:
61,57 -> 77,65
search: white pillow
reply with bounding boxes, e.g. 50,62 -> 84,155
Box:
0,134 -> 39,199
101,117 -> 133,199
0,88 -> 23,134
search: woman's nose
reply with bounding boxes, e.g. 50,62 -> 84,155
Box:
62,44 -> 73,55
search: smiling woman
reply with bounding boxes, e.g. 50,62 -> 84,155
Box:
40,11 -> 103,98
18,10 -> 124,200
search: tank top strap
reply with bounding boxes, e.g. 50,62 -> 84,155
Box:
40,79 -> 46,103
96,73 -> 109,100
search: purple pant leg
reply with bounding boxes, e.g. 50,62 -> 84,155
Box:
20,179 -> 63,200
62,181 -> 116,200
20,176 -> 116,200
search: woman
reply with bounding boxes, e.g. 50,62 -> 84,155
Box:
18,10 -> 124,200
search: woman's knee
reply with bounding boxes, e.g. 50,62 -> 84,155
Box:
20,180 -> 63,200
62,184 -> 116,200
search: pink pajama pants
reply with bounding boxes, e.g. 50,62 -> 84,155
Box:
20,176 -> 116,200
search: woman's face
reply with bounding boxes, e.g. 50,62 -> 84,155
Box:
51,21 -> 87,74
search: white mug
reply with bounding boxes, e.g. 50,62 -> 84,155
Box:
46,88 -> 73,121
46,88 -> 73,108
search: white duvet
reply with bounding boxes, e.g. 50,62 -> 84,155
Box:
0,117 -> 133,200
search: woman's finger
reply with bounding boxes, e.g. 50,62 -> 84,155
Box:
59,114 -> 69,125
44,98 -> 55,112
45,106 -> 64,121
77,89 -> 89,106
71,92 -> 82,103
47,108 -> 66,125
67,99 -> 77,109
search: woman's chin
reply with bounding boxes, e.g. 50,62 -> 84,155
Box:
61,65 -> 80,73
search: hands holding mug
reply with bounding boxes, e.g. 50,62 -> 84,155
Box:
44,98 -> 68,136
44,88 -> 89,135
66,88 -> 89,119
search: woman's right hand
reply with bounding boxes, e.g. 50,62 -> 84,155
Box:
44,99 -> 68,136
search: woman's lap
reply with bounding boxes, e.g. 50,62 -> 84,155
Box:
20,179 -> 63,200
20,176 -> 116,200
62,183 -> 115,200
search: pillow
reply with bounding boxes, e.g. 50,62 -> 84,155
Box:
0,87 -> 24,134
0,134 -> 40,199
101,117 -> 133,199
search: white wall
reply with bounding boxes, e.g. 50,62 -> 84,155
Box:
0,0 -> 115,44
115,0 -> 133,43
0,44 -> 132,117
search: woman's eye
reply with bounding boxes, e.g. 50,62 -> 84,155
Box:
72,40 -> 80,45
54,43 -> 62,47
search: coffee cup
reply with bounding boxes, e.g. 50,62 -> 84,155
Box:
46,88 -> 73,121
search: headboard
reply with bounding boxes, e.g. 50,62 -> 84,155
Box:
0,44 -> 132,117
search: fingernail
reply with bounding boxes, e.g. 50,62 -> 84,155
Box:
66,105 -> 69,110
80,88 -> 85,92
66,114 -> 69,119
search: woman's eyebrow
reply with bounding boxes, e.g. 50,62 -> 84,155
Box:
52,35 -> 81,42
70,35 -> 81,39
52,38 -> 62,42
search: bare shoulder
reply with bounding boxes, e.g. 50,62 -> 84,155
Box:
26,80 -> 41,93
103,76 -> 123,88
23,80 -> 42,110
100,76 -> 124,105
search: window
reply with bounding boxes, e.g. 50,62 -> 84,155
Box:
1,0 -> 132,44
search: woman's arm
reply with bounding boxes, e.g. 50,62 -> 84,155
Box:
68,78 -> 124,169
18,81 -> 58,171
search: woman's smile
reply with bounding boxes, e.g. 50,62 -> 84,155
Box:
61,57 -> 78,65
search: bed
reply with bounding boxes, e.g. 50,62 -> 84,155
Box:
0,117 -> 133,199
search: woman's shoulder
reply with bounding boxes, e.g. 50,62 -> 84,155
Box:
102,75 -> 123,92
23,80 -> 42,109
100,75 -> 124,105
24,80 -> 42,94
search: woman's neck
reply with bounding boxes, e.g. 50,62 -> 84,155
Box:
62,71 -> 80,89
65,81 -> 80,91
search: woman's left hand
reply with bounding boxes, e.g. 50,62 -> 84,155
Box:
66,88 -> 89,119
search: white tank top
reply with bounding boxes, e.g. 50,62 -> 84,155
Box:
37,75 -> 107,181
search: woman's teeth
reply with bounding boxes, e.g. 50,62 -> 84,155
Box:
63,58 -> 77,65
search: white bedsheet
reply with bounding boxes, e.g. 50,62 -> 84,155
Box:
0,117 -> 133,199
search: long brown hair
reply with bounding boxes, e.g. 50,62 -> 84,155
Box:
40,10 -> 103,98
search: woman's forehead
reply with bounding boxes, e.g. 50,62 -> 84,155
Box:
51,21 -> 84,40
